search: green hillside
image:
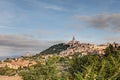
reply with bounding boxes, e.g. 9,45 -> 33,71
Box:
18,45 -> 120,80
40,43 -> 69,55
0,44 -> 120,80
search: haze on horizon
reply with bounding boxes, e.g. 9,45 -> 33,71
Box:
0,0 -> 120,57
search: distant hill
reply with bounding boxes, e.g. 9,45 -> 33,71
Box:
0,55 -> 20,60
40,43 -> 69,55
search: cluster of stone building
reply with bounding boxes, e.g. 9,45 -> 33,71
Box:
60,36 -> 119,57
0,52 -> 55,69
0,58 -> 37,69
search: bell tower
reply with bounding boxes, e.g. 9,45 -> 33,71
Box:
71,36 -> 76,44
72,36 -> 75,41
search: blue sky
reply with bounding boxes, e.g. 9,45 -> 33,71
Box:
0,0 -> 120,56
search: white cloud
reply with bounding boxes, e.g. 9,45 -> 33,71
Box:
44,5 -> 65,11
0,25 -> 14,29
105,36 -> 120,43
21,0 -> 66,12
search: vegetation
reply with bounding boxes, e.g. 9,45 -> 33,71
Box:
0,45 -> 120,80
68,45 -> 120,80
18,56 -> 69,80
0,67 -> 16,76
40,43 -> 69,55
4,58 -> 12,62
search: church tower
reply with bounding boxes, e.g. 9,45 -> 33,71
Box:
68,36 -> 79,47
71,36 -> 76,44
72,36 -> 75,41
68,36 -> 77,45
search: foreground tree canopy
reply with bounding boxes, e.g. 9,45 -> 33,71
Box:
69,45 -> 120,80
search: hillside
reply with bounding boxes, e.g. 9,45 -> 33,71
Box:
0,43 -> 120,80
40,43 -> 69,55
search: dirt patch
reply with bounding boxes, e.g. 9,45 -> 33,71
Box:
0,75 -> 22,80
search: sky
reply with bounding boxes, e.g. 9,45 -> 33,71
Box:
0,0 -> 120,56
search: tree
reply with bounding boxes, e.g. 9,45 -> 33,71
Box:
68,50 -> 120,80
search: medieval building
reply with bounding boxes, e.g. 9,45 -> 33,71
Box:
60,36 -> 108,57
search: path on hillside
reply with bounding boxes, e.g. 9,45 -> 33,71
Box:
0,75 -> 22,80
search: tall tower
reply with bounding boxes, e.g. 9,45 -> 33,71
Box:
72,36 -> 76,44
72,36 -> 75,41
68,36 -> 76,47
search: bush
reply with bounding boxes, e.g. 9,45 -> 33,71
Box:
68,46 -> 120,80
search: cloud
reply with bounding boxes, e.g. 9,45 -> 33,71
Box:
105,36 -> 120,43
74,13 -> 120,32
0,25 -> 15,29
23,0 -> 66,11
44,5 -> 65,11
0,34 -> 64,56
0,0 -> 67,29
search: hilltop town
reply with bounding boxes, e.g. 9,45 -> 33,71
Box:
60,36 -> 119,56
40,36 -> 120,57
0,32 -> 119,79
0,36 -> 120,70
